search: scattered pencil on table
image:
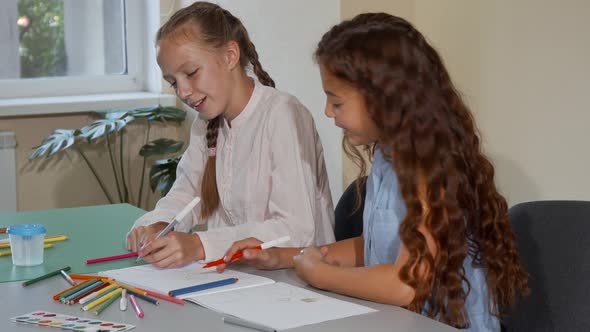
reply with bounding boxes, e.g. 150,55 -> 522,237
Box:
22,266 -> 71,287
0,243 -> 53,257
136,196 -> 201,263
168,277 -> 239,297
129,294 -> 144,319
137,287 -> 185,305
53,279 -> 95,301
60,269 -> 76,286
83,287 -> 123,312
0,234 -> 68,249
203,236 -> 290,268
79,283 -> 115,305
86,252 -> 139,265
94,288 -> 123,316
63,281 -> 107,305
0,227 -> 6,234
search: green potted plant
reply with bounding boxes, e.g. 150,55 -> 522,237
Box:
29,105 -> 186,208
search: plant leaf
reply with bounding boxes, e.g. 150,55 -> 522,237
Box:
140,138 -> 183,157
149,156 -> 181,196
79,115 -> 134,141
129,105 -> 186,123
29,129 -> 79,159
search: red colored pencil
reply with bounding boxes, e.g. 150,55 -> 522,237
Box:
136,287 -> 185,305
86,252 -> 138,264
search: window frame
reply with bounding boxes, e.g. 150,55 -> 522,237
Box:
0,0 -> 161,100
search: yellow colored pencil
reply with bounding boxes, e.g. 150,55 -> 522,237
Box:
79,284 -> 117,305
0,243 -> 53,257
112,281 -> 148,296
0,235 -> 67,249
82,288 -> 122,311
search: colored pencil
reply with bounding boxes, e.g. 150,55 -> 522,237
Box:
65,282 -> 107,305
0,243 -> 53,257
22,266 -> 71,287
86,252 -> 138,264
125,289 -> 159,306
58,279 -> 101,301
69,274 -> 110,281
168,277 -> 238,297
82,288 -> 122,311
111,281 -> 147,296
137,287 -> 185,305
62,280 -> 105,304
60,270 -> 76,286
0,235 -> 67,249
202,236 -> 290,268
129,294 -> 144,318
53,279 -> 94,301
77,282 -> 113,304
94,290 -> 122,315
0,227 -> 6,234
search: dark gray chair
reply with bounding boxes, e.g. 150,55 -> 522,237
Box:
503,200 -> 590,331
334,178 -> 367,241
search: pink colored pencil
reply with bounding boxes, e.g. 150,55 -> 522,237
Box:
137,287 -> 185,305
86,252 -> 138,265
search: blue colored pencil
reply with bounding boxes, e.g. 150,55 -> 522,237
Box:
168,277 -> 238,297
62,280 -> 104,304
125,289 -> 159,306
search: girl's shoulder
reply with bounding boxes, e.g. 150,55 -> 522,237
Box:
258,85 -> 315,126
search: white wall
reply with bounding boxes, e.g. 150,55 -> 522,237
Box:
186,0 -> 344,203
415,0 -> 590,205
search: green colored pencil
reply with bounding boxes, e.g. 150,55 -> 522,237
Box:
58,279 -> 100,301
93,289 -> 122,315
22,266 -> 71,287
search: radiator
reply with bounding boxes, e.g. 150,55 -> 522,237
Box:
0,131 -> 16,212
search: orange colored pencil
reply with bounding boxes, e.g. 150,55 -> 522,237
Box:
69,274 -> 110,281
52,279 -> 94,301
0,227 -> 6,234
112,281 -> 147,296
137,287 -> 185,305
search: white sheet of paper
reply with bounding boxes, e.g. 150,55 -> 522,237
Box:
100,263 -> 274,299
193,282 -> 378,330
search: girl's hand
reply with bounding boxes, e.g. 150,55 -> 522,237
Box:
293,246 -> 329,287
138,232 -> 205,268
126,221 -> 168,252
216,237 -> 283,273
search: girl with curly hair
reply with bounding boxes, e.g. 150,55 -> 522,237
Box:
218,12 -> 529,330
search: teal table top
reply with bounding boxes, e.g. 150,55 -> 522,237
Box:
0,204 -> 146,283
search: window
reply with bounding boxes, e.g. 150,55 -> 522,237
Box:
0,0 -> 159,99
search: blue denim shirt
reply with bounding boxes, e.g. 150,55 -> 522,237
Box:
363,148 -> 500,331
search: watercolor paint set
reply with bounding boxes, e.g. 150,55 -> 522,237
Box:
10,311 -> 135,331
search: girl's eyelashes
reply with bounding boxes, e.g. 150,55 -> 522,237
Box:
187,69 -> 198,77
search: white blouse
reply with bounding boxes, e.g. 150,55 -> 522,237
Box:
131,80 -> 335,261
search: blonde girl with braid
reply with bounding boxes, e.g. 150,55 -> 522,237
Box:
127,2 -> 335,268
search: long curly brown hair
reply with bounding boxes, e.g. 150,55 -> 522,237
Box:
315,13 -> 529,328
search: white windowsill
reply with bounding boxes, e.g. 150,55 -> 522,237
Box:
0,92 -> 177,117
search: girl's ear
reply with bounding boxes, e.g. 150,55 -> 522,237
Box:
223,40 -> 241,71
